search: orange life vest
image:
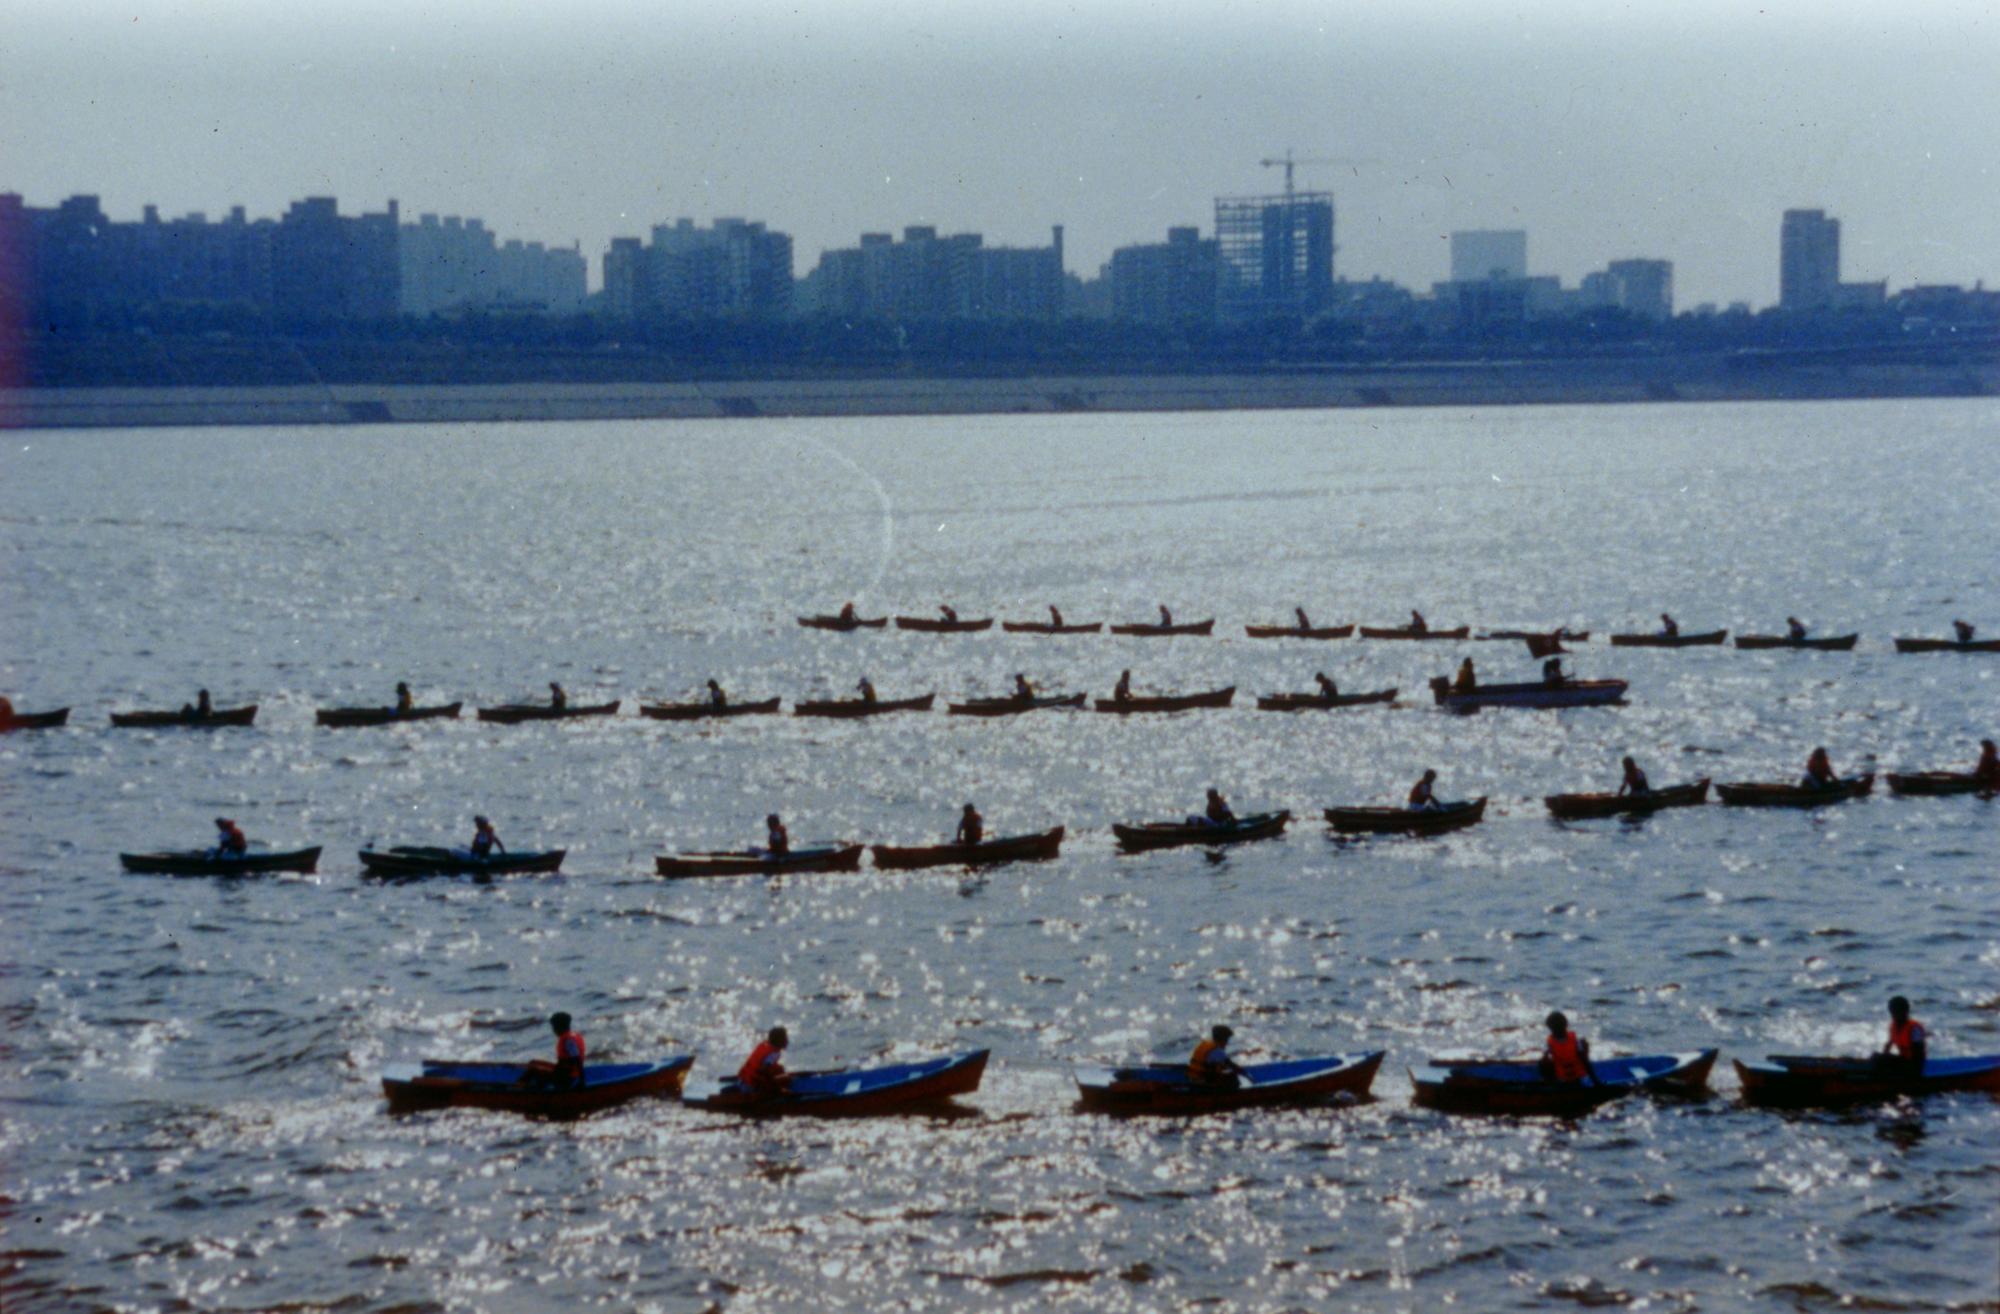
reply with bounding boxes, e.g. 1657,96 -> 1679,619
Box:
555,1031 -> 585,1072
1887,1017 -> 1925,1057
739,1041 -> 783,1087
218,822 -> 247,855
1545,1031 -> 1587,1082
1188,1038 -> 1224,1080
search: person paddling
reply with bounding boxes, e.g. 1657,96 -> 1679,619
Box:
955,803 -> 984,847
1294,607 -> 1312,631
856,677 -> 878,705
1157,604 -> 1174,627
1203,788 -> 1235,826
939,604 -> 959,623
1539,1011 -> 1600,1086
763,814 -> 790,859
1408,609 -> 1428,634
1975,739 -> 1999,789
470,815 -> 504,858
525,1011 -> 586,1089
548,682 -> 567,710
1408,769 -> 1442,812
1786,617 -> 1808,641
395,682 -> 414,714
1953,619 -> 1976,643
183,689 -> 214,720
706,679 -> 728,708
838,601 -> 858,624
1659,613 -> 1679,638
1617,756 -> 1651,796
1314,672 -> 1340,699
1113,670 -> 1133,702
738,1026 -> 792,1096
1541,657 -> 1567,687
1012,673 -> 1035,701
1801,746 -> 1837,789
1880,996 -> 1927,1071
1188,1025 -> 1245,1089
1048,605 -> 1065,627
212,816 -> 248,860
1453,658 -> 1476,693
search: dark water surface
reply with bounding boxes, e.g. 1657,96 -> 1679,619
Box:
2,400 -> 1997,1312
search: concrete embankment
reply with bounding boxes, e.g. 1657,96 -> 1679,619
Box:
3,354 -> 1993,429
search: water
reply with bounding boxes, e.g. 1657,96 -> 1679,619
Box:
2,399 -> 1996,1313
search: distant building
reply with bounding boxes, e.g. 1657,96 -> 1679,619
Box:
598,218 -> 793,320
1450,230 -> 1527,283
401,214 -> 585,315
1579,258 -> 1673,321
801,225 -> 1063,320
1780,209 -> 1840,311
272,197 -> 400,323
1214,193 -> 1333,320
1107,226 -> 1218,323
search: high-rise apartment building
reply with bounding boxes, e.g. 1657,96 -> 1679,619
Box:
1780,209 -> 1840,311
1450,230 -> 1528,283
1214,193 -> 1333,320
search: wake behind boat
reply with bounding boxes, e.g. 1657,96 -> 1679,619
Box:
685,1050 -> 989,1116
1075,1051 -> 1384,1115
381,1056 -> 694,1117
1411,1050 -> 1717,1116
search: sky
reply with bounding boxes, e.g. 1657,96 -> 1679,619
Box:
4,0 -> 1996,308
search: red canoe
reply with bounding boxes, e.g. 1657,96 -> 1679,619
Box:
685,1050 -> 989,1116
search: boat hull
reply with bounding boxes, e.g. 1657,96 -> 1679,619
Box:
798,615 -> 888,630
1109,620 -> 1215,636
1001,620 -> 1102,634
1894,637 -> 2000,653
687,1050 -> 989,1116
1412,1050 -> 1717,1116
870,827 -> 1065,870
1544,780 -> 1710,819
382,1057 -> 693,1116
1244,623 -> 1354,640
1734,634 -> 1859,651
656,844 -> 865,877
0,707 -> 69,731
1478,629 -> 1590,643
120,846 -> 322,875
638,697 -> 782,720
1256,688 -> 1397,711
476,701 -> 619,723
1715,776 -> 1873,808
893,616 -> 994,633
1608,630 -> 1727,647
1359,625 -> 1470,640
1734,1055 -> 2000,1107
1092,687 -> 1234,713
1430,678 -> 1627,711
111,705 -> 257,727
1885,771 -> 1996,796
359,846 -> 566,876
1076,1052 -> 1385,1115
1113,811 -> 1289,851
793,694 -> 935,718
1326,798 -> 1487,834
316,703 -> 462,727
946,693 -> 1086,716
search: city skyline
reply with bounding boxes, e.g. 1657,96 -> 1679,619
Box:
6,0 -> 1996,308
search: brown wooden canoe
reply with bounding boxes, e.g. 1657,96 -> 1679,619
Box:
656,844 -> 865,877
1255,688 -> 1397,711
893,616 -> 995,633
1884,771 -> 1997,797
1358,625 -> 1470,641
792,693 -> 935,718
111,704 -> 258,728
1608,630 -> 1727,647
946,693 -> 1086,716
1894,637 -> 2000,653
1244,622 -> 1354,640
1326,798 -> 1487,833
0,707 -> 70,731
798,614 -> 888,631
1715,776 -> 1873,807
1002,619 -> 1104,634
1092,687 -> 1234,713
870,826 -> 1065,869
1109,619 -> 1215,636
316,702 -> 463,727
1734,633 -> 1858,651
638,697 -> 783,720
476,700 -> 620,723
1543,779 -> 1711,819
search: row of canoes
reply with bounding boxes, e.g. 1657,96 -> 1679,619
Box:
379,1044 -> 2000,1119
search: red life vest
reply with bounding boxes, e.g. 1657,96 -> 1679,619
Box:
1408,780 -> 1434,807
1887,1017 -> 1925,1057
555,1031 -> 585,1070
738,1041 -> 782,1087
1545,1032 -> 1587,1082
218,822 -> 247,855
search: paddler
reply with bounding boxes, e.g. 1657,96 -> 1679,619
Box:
738,1026 -> 792,1096
1786,616 -> 1808,641
1659,613 -> 1679,638
548,682 -> 567,710
182,688 -> 214,719
1204,788 -> 1235,826
1541,656 -> 1567,687
939,604 -> 959,623
1048,605 -> 1065,627
706,679 -> 728,708
1409,609 -> 1428,634
1189,1025 -> 1245,1089
1295,607 -> 1312,630
856,676 -> 878,705
1975,739 -> 1999,788
1617,756 -> 1652,796
1157,604 -> 1174,627
1407,769 -> 1442,812
1539,1011 -> 1600,1086
1012,673 -> 1035,700
1113,670 -> 1133,702
1452,658 -> 1476,694
1954,619 -> 1976,643
1879,996 -> 1927,1070
470,815 -> 504,858
838,601 -> 858,624
763,813 -> 790,859
1801,746 -> 1837,789
525,1011 -> 587,1089
1314,672 -> 1340,699
395,682 -> 414,714
955,803 -> 984,846
212,816 -> 248,860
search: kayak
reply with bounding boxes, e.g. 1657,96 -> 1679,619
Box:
1244,622 -> 1354,640
316,702 -> 462,727
1412,1049 -> 1717,1116
1002,618 -> 1103,634
1894,636 -> 2000,653
1478,629 -> 1590,643
655,844 -> 865,877
1427,677 -> 1628,712
1544,779 -> 1711,819
793,693 -> 935,718
638,697 -> 782,720
476,700 -> 620,723
1359,624 -> 1469,640
1885,770 -> 1997,797
1326,798 -> 1487,834
1256,688 -> 1397,711
382,1056 -> 694,1117
358,846 -> 567,877
1734,1054 -> 2000,1107
1109,619 -> 1215,636
1734,633 -> 1859,651
111,704 -> 257,727
870,826 -> 1065,870
685,1049 -> 989,1116
1113,810 -> 1289,851
946,693 -> 1086,716
1092,687 -> 1235,713
1715,776 -> 1873,808
121,846 -> 322,875
0,706 -> 69,731
1608,630 -> 1727,647
1075,1051 -> 1385,1115
894,615 -> 994,633
798,614 -> 888,631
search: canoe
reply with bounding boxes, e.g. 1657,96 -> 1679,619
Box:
946,693 -> 1086,716
358,846 -> 567,877
1715,776 -> 1873,808
655,844 -> 865,878
1885,770 -> 1997,797
792,693 -> 935,718
893,616 -> 994,633
476,700 -> 619,723
0,707 -> 69,731
110,704 -> 257,728
638,697 -> 782,720
685,1049 -> 989,1116
1244,623 -> 1354,640
1256,687 -> 1397,711
1411,1050 -> 1717,1116
1608,630 -> 1727,647
798,614 -> 888,631
1478,629 -> 1590,643
1326,798 -> 1487,834
870,826 -> 1065,870
120,846 -> 323,875
1894,637 -> 2000,653
1001,619 -> 1103,634
1109,619 -> 1215,636
315,702 -> 462,727
1358,624 -> 1470,641
1734,633 -> 1859,651
1092,687 -> 1235,713
1075,1051 -> 1385,1115
1734,1054 -> 2000,1108
1112,810 -> 1289,851
1544,779 -> 1711,819
1428,677 -> 1628,712
382,1056 -> 694,1117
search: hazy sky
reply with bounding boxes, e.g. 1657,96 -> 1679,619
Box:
5,0 -> 1996,307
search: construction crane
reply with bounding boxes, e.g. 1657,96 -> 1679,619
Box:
1259,150 -> 1377,199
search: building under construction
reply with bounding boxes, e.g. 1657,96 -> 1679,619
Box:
1214,191 -> 1334,321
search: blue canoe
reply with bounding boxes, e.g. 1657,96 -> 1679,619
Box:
1735,1054 -> 2000,1107
685,1049 -> 989,1116
1075,1051 -> 1384,1114
1411,1049 -> 1718,1116
381,1055 -> 694,1117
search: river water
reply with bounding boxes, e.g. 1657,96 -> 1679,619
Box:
2,399 -> 1996,1313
